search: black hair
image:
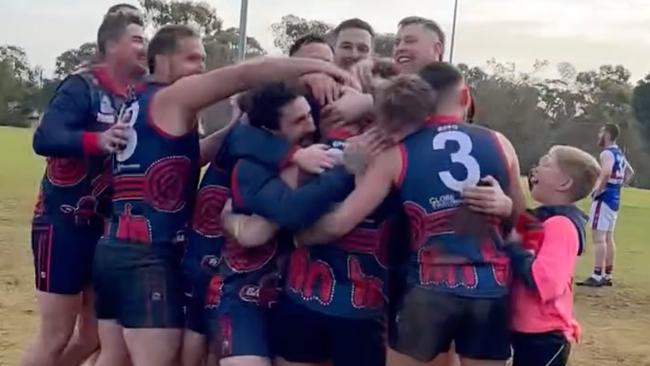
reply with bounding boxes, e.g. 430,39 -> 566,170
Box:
289,33 -> 333,56
418,62 -> 463,94
247,82 -> 300,131
106,3 -> 140,15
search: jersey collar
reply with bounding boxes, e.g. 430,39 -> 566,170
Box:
91,64 -> 130,98
425,115 -> 463,125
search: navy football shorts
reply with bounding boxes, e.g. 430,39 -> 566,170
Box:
93,238 -> 185,329
206,295 -> 272,359
272,296 -> 385,366
389,286 -> 511,362
31,218 -> 101,295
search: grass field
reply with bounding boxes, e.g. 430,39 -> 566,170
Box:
1,126 -> 649,366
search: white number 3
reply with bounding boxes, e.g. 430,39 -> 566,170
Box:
432,131 -> 481,192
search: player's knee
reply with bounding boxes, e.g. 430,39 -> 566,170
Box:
592,237 -> 606,246
37,328 -> 73,358
69,331 -> 100,356
592,231 -> 607,243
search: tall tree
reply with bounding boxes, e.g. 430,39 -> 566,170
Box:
203,27 -> 265,68
54,42 -> 97,78
137,0 -> 267,134
0,45 -> 35,83
632,74 -> 650,136
139,0 -> 222,35
271,15 -> 333,54
0,45 -> 39,127
139,0 -> 265,63
574,65 -> 633,126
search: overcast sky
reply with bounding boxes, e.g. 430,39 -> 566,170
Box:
1,0 -> 648,82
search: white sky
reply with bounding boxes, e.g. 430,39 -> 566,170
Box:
1,0 -> 649,82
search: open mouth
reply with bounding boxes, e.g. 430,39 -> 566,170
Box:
395,55 -> 412,64
528,170 -> 539,190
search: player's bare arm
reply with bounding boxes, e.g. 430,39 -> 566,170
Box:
624,159 -> 635,185
221,199 -> 278,248
199,113 -> 240,166
221,165 -> 299,246
296,146 -> 400,245
152,57 -> 352,136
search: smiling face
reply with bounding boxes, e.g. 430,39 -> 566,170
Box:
529,151 -> 569,203
334,27 -> 373,70
530,145 -> 601,204
393,23 -> 443,74
278,96 -> 316,146
104,22 -> 148,78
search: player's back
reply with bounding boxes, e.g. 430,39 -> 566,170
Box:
598,145 -> 627,210
397,118 -> 511,298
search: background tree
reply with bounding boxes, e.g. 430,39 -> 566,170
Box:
139,0 -> 267,133
54,42 -> 97,78
4,7 -> 650,187
632,74 -> 650,138
271,14 -> 333,54
0,45 -> 40,127
0,45 -> 36,83
270,15 -> 396,58
373,33 -> 395,58
139,0 -> 222,35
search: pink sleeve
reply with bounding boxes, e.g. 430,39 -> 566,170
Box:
531,216 -> 579,302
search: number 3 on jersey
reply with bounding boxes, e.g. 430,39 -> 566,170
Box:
432,131 -> 480,192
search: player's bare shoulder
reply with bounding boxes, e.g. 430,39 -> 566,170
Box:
493,130 -> 518,168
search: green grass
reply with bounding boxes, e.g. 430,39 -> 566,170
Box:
0,126 -> 43,218
0,126 -> 44,365
0,126 -> 649,365
574,189 -> 650,288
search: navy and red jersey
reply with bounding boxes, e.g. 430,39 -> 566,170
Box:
184,160 -> 231,286
285,130 -> 399,319
184,120 -> 303,275
230,158 -> 354,232
185,122 -> 324,310
397,117 -> 511,298
221,152 -> 354,308
32,65 -> 131,226
184,156 -> 283,312
105,82 -> 200,246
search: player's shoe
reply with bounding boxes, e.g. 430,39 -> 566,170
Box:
576,276 -> 604,287
601,277 -> 613,286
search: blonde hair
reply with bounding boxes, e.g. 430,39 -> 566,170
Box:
550,145 -> 601,201
375,74 -> 437,132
